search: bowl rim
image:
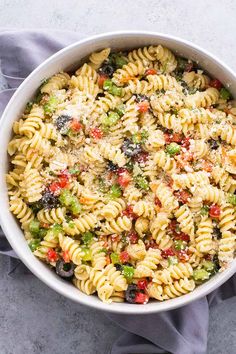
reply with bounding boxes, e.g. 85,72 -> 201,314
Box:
1,30 -> 236,314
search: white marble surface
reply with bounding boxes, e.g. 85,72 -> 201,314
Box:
0,0 -> 236,353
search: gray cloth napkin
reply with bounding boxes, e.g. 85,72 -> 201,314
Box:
0,29 -> 235,354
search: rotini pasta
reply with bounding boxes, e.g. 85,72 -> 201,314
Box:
7,45 -> 235,305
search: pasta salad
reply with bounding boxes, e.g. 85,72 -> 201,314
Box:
6,45 -> 236,304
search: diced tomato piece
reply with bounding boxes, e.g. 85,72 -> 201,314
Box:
70,119 -> 83,132
209,204 -> 221,218
117,168 -> 131,187
154,197 -> 162,207
98,74 -> 108,88
171,133 -> 183,143
128,230 -> 139,244
47,249 -> 58,262
177,250 -> 189,262
137,279 -> 148,290
60,169 -> 70,178
137,101 -> 150,113
49,182 -> 61,194
174,232 -> 190,242
181,137 -> 191,148
145,69 -> 157,76
164,133 -> 172,144
161,248 -> 175,259
123,205 -> 138,219
202,160 -> 213,172
90,127 -> 103,140
174,190 -> 191,204
62,251 -> 70,263
209,79 -> 222,90
59,176 -> 69,188
134,151 -> 149,163
164,133 -> 183,144
135,292 -> 149,304
119,251 -> 130,263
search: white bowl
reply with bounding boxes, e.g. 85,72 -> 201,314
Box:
0,31 -> 235,314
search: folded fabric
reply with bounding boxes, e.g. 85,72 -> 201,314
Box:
0,29 -> 235,354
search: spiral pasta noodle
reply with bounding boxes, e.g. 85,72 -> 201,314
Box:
41,72 -> 70,94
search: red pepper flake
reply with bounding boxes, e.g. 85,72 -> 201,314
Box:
209,204 -> 221,219
137,279 -> 148,290
117,168 -> 131,187
49,182 -> 61,195
161,248 -> 175,259
119,251 -> 130,263
145,69 -> 157,76
47,249 -> 59,262
135,292 -> 149,304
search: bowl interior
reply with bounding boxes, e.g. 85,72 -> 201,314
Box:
0,31 -> 235,314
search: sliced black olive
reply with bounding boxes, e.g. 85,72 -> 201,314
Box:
56,259 -> 75,279
208,139 -> 219,150
213,227 -> 221,239
55,114 -> 72,132
125,284 -> 138,303
99,64 -> 114,77
134,94 -> 148,103
30,201 -> 43,213
121,138 -> 142,157
40,191 -> 59,209
107,161 -> 118,172
114,263 -> 123,271
213,255 -> 220,271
